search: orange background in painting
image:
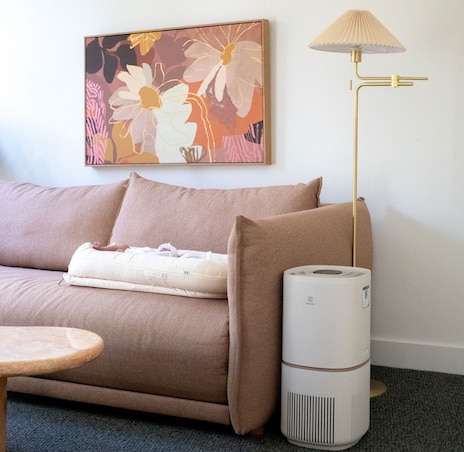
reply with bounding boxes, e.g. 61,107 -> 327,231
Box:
187,81 -> 264,155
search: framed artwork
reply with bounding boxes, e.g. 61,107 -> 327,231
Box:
84,19 -> 270,166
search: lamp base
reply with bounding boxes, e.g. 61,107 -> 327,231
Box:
370,379 -> 387,398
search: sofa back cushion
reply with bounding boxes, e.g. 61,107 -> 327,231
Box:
110,173 -> 322,254
0,179 -> 128,271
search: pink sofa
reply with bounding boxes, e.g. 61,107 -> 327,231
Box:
0,172 -> 373,435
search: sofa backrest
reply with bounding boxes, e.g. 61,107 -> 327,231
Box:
0,179 -> 128,271
0,173 -> 322,271
110,173 -> 322,254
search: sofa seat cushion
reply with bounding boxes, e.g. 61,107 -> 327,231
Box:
110,172 -> 322,254
0,179 -> 128,271
63,242 -> 228,298
0,266 -> 229,404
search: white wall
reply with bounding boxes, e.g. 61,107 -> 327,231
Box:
1,0 -> 463,374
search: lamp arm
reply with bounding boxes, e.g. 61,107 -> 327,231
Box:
354,61 -> 428,86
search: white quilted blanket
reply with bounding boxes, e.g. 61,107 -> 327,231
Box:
63,243 -> 228,298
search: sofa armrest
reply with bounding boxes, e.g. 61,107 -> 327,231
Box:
226,199 -> 373,434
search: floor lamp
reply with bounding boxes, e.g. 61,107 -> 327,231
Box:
308,10 -> 427,397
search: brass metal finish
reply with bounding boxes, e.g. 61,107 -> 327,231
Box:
370,379 -> 388,398
350,50 -> 427,266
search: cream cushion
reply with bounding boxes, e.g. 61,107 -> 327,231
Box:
63,242 -> 228,298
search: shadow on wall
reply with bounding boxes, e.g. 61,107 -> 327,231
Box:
0,134 -> 9,180
0,121 -> 53,183
370,206 -> 463,345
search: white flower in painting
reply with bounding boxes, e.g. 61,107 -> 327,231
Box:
109,63 -> 196,161
183,24 -> 263,118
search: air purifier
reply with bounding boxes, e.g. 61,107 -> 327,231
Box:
281,265 -> 371,450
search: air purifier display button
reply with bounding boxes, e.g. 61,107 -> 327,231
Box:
362,285 -> 370,308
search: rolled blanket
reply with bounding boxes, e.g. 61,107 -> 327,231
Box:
62,242 -> 228,299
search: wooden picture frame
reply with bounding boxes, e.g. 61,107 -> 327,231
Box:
84,19 -> 270,166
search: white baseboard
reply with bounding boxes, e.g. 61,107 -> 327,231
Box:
371,338 -> 464,375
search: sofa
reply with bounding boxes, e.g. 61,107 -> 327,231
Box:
0,172 -> 373,435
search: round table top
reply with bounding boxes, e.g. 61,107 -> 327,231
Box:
0,327 -> 103,378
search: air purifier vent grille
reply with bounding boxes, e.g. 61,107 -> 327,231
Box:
286,391 -> 335,445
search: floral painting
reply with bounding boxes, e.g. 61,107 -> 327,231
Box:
84,20 -> 270,166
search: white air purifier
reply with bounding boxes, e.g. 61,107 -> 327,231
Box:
281,265 -> 371,450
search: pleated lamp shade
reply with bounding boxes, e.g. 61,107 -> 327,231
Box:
309,10 -> 406,54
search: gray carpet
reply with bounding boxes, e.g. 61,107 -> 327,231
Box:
6,366 -> 464,451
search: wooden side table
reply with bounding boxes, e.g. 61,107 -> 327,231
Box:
0,327 -> 103,451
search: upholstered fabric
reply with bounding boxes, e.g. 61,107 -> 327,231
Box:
110,172 -> 322,254
0,180 -> 128,271
64,242 -> 228,298
226,200 -> 373,433
0,266 -> 229,404
8,377 -> 231,426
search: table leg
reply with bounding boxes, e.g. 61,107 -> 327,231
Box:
0,377 -> 6,452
